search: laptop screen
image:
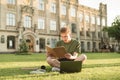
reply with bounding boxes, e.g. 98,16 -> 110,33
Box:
60,61 -> 82,73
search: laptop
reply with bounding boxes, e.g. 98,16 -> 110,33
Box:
60,61 -> 82,73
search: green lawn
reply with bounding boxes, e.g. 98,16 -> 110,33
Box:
0,53 -> 120,80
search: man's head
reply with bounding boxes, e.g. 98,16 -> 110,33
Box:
60,27 -> 71,43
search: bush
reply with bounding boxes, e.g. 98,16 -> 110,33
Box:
18,39 -> 29,55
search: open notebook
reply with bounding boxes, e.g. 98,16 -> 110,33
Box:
46,46 -> 67,58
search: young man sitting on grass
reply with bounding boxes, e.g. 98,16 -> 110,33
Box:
46,26 -> 87,72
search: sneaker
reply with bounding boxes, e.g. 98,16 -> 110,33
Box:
52,67 -> 60,72
30,69 -> 46,74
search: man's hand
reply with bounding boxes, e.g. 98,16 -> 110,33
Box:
64,52 -> 78,60
64,53 -> 71,59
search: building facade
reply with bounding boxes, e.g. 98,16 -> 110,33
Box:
0,0 -> 108,53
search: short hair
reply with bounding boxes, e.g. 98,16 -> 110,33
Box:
60,27 -> 71,34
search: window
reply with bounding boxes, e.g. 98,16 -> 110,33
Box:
1,35 -> 5,43
7,36 -> 15,49
99,42 -> 101,49
71,23 -> 77,33
87,42 -> 90,50
86,31 -> 90,37
39,38 -> 45,49
93,42 -> 96,48
24,16 -> 32,28
51,38 -> 57,48
97,17 -> 100,25
98,32 -> 101,38
6,13 -> 15,26
79,13 -> 83,22
102,18 -> 105,26
61,5 -> 66,15
38,0 -> 44,10
47,38 -> 50,45
86,28 -> 91,37
7,0 -> 15,4
85,15 -> 89,23
50,3 -> 56,13
80,31 -> 84,36
38,18 -> 45,29
61,22 -> 66,27
81,41 -> 85,52
92,31 -> 96,38
70,7 -> 76,17
50,20 -> 56,30
91,16 -> 95,24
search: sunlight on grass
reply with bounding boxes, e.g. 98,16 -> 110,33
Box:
85,58 -> 120,64
1,66 -> 119,80
0,53 -> 120,80
0,61 -> 48,69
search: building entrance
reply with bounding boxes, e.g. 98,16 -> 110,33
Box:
25,35 -> 34,52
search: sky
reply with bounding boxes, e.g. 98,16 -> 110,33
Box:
79,0 -> 120,26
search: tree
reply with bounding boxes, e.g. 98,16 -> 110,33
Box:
103,15 -> 120,52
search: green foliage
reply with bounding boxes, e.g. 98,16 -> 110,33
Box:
103,15 -> 120,43
103,16 -> 120,52
111,16 -> 120,42
18,39 -> 29,54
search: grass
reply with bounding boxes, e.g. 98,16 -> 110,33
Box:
0,53 -> 120,80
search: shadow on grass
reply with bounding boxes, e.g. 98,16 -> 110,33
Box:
0,66 -> 61,80
0,67 -> 30,76
0,66 -> 55,77
11,72 -> 60,79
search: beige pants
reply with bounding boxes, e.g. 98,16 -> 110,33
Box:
46,54 -> 87,68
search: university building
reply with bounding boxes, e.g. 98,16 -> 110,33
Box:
0,0 -> 108,53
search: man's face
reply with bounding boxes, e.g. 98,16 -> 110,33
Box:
60,32 -> 71,43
